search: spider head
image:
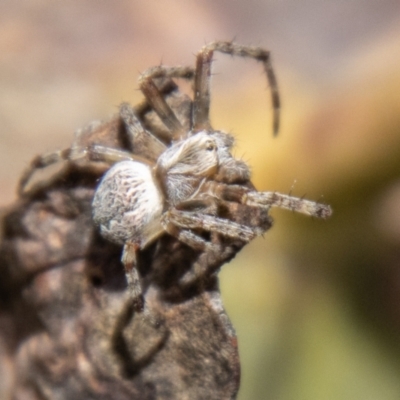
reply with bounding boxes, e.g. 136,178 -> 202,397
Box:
156,131 -> 218,177
155,131 -> 219,205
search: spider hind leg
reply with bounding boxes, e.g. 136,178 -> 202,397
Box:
122,242 -> 144,312
18,144 -> 142,196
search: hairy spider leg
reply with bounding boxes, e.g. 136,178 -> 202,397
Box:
138,66 -> 196,141
18,149 -> 73,196
160,208 -> 259,288
202,181 -> 332,219
192,41 -> 280,135
178,241 -> 235,287
162,208 -> 263,247
121,242 -> 144,312
244,191 -> 332,219
168,182 -> 332,287
167,198 -> 252,287
119,102 -> 166,162
18,144 -> 150,196
19,102 -> 166,197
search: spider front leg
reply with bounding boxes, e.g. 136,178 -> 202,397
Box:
121,242 -> 144,312
204,181 -> 332,219
243,191 -> 332,218
138,65 -> 196,141
192,41 -> 280,135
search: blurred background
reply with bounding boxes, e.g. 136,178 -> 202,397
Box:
1,0 -> 400,398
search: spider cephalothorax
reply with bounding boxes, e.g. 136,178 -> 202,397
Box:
18,41 -> 331,312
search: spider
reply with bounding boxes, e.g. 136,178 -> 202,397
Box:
18,41 -> 332,312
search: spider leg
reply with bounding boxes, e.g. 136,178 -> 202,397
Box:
140,65 -> 196,81
203,181 -> 332,219
138,66 -> 195,141
163,208 -> 237,287
163,208 -> 230,286
162,208 -> 263,243
244,191 -> 332,219
121,242 -> 144,312
18,144 -> 151,196
119,102 -> 166,162
170,228 -> 211,252
161,209 -> 237,286
178,241 -> 234,287
18,149 -> 73,196
192,41 -> 280,135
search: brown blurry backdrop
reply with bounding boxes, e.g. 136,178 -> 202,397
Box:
1,1 -> 400,399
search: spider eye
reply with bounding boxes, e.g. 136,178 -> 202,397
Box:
205,141 -> 216,151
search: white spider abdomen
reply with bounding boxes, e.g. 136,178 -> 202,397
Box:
92,160 -> 163,246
